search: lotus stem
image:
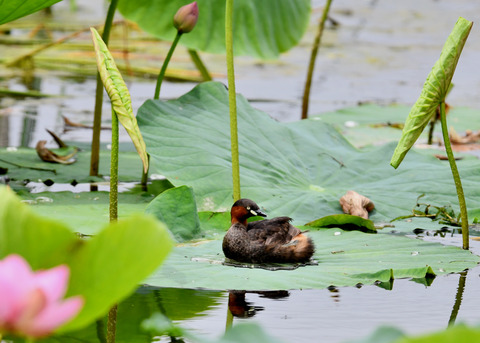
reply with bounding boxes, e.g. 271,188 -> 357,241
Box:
90,0 -> 119,177
301,0 -> 333,120
427,119 -> 436,145
439,101 -> 469,249
154,32 -> 182,99
226,0 -> 241,201
188,49 -> 212,81
109,109 -> 119,222
106,304 -> 118,343
141,153 -> 150,190
225,305 -> 233,330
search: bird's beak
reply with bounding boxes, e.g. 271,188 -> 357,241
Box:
251,209 -> 267,217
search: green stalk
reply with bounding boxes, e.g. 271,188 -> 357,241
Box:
109,109 -> 119,222
427,118 -> 436,145
107,109 -> 118,343
439,101 -> 469,249
141,153 -> 150,190
301,0 -> 333,120
106,304 -> 118,343
226,0 -> 241,201
188,49 -> 212,81
90,0 -> 119,177
154,32 -> 182,99
225,305 -> 233,330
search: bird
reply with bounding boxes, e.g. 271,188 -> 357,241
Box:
222,198 -> 315,264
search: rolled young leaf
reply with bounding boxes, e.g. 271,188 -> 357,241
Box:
90,28 -> 149,173
390,17 -> 472,169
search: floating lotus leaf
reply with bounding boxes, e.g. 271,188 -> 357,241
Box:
146,228 -> 479,290
137,82 -> 480,226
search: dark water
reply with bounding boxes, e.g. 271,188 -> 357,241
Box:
2,1 -> 480,342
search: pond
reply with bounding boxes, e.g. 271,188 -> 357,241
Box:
1,1 -> 480,342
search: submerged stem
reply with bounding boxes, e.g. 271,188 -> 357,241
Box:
154,32 -> 182,99
141,153 -> 150,190
439,101 -> 468,249
226,0 -> 241,201
301,0 -> 333,120
109,109 -> 119,222
90,0 -> 119,177
188,49 -> 212,81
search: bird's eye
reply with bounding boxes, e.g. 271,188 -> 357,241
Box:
246,206 -> 250,210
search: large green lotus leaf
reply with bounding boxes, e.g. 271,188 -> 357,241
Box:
0,188 -> 78,270
145,229 -> 479,290
396,325 -> 480,343
137,82 -> 480,226
117,0 -> 310,59
18,190 -> 154,235
0,186 -> 173,332
62,215 -> 174,331
0,0 -> 62,25
0,148 -> 143,184
314,104 -> 480,148
145,185 -> 203,242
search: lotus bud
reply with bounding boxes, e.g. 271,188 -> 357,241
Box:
173,2 -> 199,34
0,254 -> 83,338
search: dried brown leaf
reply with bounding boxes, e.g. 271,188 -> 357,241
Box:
339,190 -> 375,219
35,140 -> 78,165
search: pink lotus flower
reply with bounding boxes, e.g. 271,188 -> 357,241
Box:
0,254 -> 83,338
173,2 -> 199,34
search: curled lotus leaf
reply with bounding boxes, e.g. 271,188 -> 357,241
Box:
391,17 -> 473,168
90,28 -> 149,173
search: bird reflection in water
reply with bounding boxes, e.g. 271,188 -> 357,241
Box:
228,290 -> 290,318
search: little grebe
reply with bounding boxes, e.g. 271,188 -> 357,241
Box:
222,199 -> 315,263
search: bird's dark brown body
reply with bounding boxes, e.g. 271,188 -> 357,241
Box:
222,199 -> 315,264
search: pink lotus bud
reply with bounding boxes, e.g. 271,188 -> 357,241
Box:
173,2 -> 199,34
0,254 -> 83,338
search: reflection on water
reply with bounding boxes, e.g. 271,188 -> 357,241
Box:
228,291 -> 291,318
448,270 -> 468,327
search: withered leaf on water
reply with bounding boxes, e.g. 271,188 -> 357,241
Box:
339,190 -> 375,219
35,140 -> 78,165
449,127 -> 480,144
63,116 -> 111,130
46,129 -> 67,148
